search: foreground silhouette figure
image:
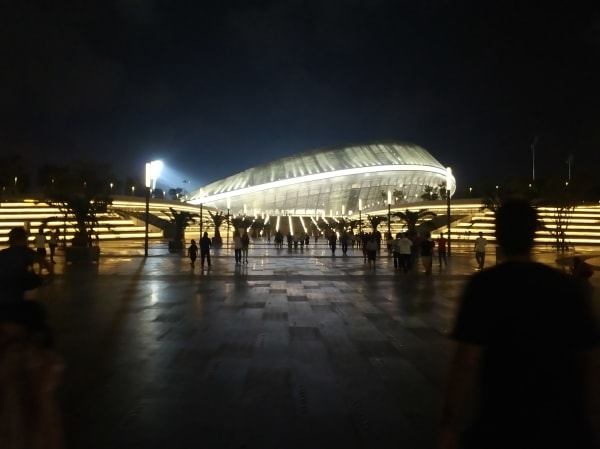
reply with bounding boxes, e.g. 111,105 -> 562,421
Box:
440,198 -> 600,449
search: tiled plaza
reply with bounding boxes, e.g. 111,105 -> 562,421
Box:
26,240 -> 600,449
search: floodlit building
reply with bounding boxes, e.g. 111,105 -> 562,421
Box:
188,142 -> 455,217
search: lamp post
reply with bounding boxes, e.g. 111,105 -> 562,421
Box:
131,185 -> 135,196
359,198 -> 362,234
144,160 -> 163,257
387,190 -> 392,238
199,190 -> 204,242
227,197 -> 231,250
446,167 -> 452,258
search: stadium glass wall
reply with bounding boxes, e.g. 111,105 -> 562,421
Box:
188,142 -> 455,217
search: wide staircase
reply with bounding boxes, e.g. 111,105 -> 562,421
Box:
3,197 -> 600,251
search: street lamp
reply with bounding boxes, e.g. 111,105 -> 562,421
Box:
226,197 -> 231,250
199,189 -> 204,242
358,198 -> 362,234
387,190 -> 392,238
109,182 -> 113,194
446,167 -> 452,258
131,185 -> 135,196
144,160 -> 163,257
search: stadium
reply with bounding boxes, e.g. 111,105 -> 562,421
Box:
187,142 -> 455,217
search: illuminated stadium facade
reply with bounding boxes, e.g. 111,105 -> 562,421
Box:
188,142 -> 456,217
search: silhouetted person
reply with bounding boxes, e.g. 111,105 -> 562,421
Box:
241,230 -> 250,263
437,232 -> 447,267
34,229 -> 48,274
48,230 -> 59,264
474,231 -> 487,270
328,232 -> 337,256
440,198 -> 600,449
340,231 -> 349,255
187,239 -> 198,267
0,227 -> 52,302
232,230 -> 242,264
200,232 -> 212,269
420,231 -> 435,275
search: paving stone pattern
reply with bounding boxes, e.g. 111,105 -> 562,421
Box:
26,242 -> 600,449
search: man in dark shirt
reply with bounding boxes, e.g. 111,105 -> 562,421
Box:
199,231 -> 212,269
439,198 -> 600,449
0,227 -> 52,302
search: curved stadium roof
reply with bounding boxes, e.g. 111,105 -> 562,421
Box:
188,142 -> 455,217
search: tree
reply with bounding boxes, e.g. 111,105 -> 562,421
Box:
334,217 -> 351,232
208,210 -> 228,247
231,215 -> 253,232
366,214 -> 385,232
48,192 -> 111,247
249,217 -> 265,238
439,182 -> 448,200
421,185 -> 439,201
167,207 -> 199,252
393,209 -> 437,233
392,189 -> 405,204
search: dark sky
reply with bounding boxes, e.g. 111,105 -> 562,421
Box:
1,1 -> 599,192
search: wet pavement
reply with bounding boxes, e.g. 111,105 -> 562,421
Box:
25,240 -> 600,449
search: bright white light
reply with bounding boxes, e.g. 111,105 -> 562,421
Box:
188,163 -> 453,205
145,160 -> 163,189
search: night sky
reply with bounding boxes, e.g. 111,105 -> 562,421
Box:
2,1 -> 599,193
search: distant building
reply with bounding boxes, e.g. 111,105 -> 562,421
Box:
188,141 -> 455,217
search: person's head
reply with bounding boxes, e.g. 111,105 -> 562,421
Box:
478,232 -> 483,237
190,239 -> 196,245
440,233 -> 444,238
495,197 -> 538,256
8,227 -> 28,247
203,232 -> 208,238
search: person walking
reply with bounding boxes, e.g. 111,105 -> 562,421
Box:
241,230 -> 250,264
199,232 -> 212,269
474,231 -> 487,270
232,230 -> 242,264
340,230 -> 349,256
439,198 -> 600,449
398,232 -> 413,273
419,231 -> 435,275
392,232 -> 402,270
365,235 -> 378,270
34,229 -> 49,274
328,232 -> 337,256
187,239 -> 198,267
437,233 -> 447,268
48,230 -> 59,264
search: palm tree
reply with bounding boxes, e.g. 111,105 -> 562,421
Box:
208,210 -> 227,247
167,207 -> 199,252
366,214 -> 385,232
48,192 -> 111,247
421,185 -> 439,201
393,209 -> 437,234
231,215 -> 253,232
